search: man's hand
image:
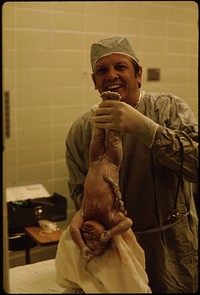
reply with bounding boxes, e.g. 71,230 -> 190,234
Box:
93,100 -> 158,147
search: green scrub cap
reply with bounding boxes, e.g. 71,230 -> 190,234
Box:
90,36 -> 139,70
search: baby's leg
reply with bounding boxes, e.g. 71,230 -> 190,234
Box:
89,127 -> 106,162
107,129 -> 122,168
101,91 -> 122,167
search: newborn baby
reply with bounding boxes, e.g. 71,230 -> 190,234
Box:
69,91 -> 133,259
55,91 -> 152,293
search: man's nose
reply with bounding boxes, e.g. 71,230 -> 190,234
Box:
106,68 -> 119,80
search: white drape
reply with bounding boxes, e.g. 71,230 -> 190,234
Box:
55,227 -> 151,293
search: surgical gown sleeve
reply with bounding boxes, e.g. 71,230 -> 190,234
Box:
149,94 -> 198,183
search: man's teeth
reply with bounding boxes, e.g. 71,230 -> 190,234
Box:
107,85 -> 121,90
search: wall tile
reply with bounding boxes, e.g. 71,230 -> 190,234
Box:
53,11 -> 85,31
117,2 -> 144,18
51,51 -> 84,69
51,88 -> 85,106
2,29 -> 15,49
2,49 -> 15,69
16,126 -> 52,147
51,2 -> 86,13
86,14 -> 116,33
52,69 -> 83,88
18,163 -> 52,183
117,17 -> 143,35
16,107 -> 51,128
52,32 -> 84,50
15,69 -> 52,89
167,5 -> 190,23
143,20 -> 167,37
15,50 -> 50,69
2,5 -> 15,27
3,70 -> 15,89
86,1 -> 117,16
14,88 -> 52,108
53,161 -> 67,178
18,145 -> 52,166
15,9 -> 52,30
52,143 -> 66,161
52,105 -> 84,125
167,23 -> 190,39
15,31 -> 52,50
52,124 -> 71,143
143,3 -> 168,21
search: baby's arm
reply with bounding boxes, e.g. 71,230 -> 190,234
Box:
100,211 -> 133,242
69,210 -> 94,259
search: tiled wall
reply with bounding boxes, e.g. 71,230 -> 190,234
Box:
3,1 -> 198,218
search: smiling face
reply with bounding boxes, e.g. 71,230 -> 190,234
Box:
92,53 -> 142,106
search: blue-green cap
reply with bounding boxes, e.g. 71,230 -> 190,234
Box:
90,36 -> 139,70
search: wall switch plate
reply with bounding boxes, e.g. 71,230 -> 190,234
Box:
147,68 -> 160,81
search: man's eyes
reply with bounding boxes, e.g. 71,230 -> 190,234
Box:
96,68 -> 107,74
96,65 -> 128,74
116,65 -> 127,70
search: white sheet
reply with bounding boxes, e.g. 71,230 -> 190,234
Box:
55,227 -> 152,293
9,259 -> 65,294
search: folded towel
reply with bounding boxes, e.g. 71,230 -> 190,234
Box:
55,227 -> 151,293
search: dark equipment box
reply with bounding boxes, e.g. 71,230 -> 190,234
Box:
7,192 -> 67,231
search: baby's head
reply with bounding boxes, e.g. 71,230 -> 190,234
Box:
80,220 -> 111,256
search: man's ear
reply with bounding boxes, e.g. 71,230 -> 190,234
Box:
137,67 -> 142,88
138,66 -> 142,78
91,73 -> 97,89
